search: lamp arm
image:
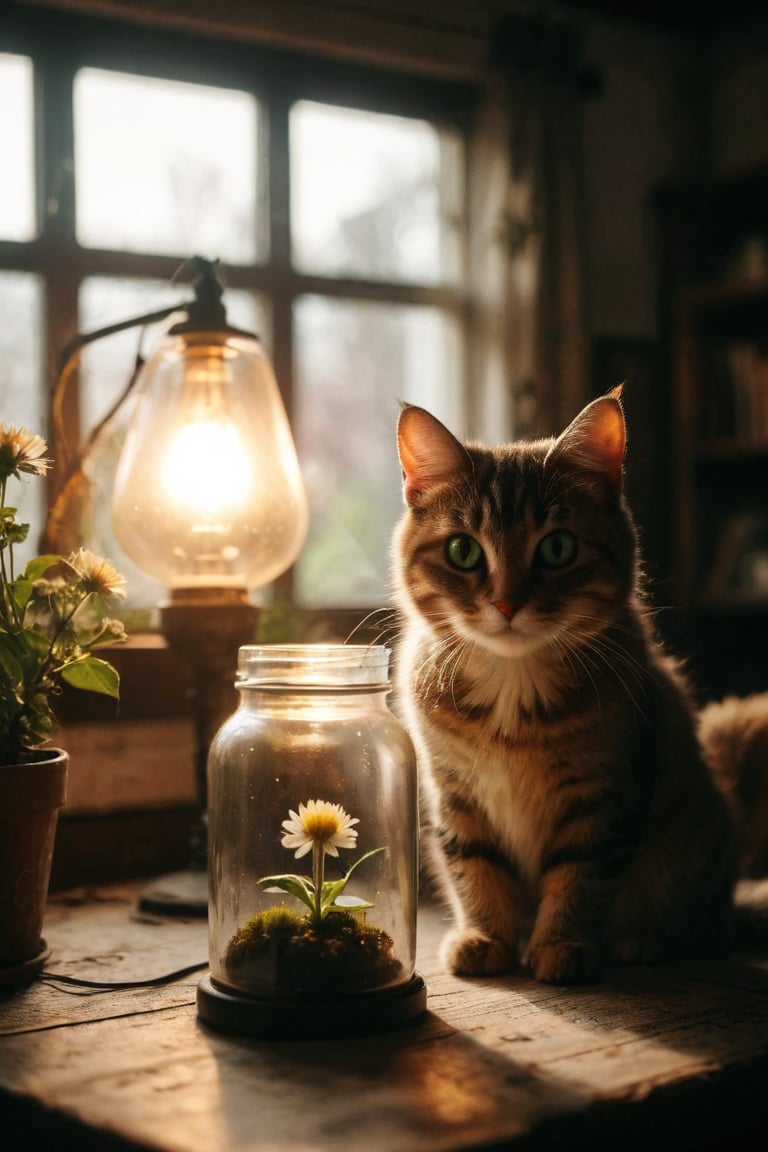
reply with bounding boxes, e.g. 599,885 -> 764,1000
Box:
43,352 -> 147,553
44,256 -> 243,552
56,301 -> 192,376
43,300 -> 193,553
51,301 -> 193,471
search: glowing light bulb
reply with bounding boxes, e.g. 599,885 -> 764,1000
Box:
112,332 -> 308,590
161,420 -> 253,521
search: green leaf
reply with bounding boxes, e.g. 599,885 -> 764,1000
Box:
321,876 -> 349,905
332,894 -> 373,910
0,644 -> 24,685
13,576 -> 34,610
61,656 -> 120,698
24,554 -> 63,581
344,846 -> 386,881
19,626 -> 50,657
319,847 -> 386,915
88,619 -> 128,647
258,873 -> 315,913
6,522 -> 29,545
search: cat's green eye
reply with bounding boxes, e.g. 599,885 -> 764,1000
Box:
536,529 -> 577,570
446,534 -> 484,571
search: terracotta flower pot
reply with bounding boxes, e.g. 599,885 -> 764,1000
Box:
0,748 -> 68,989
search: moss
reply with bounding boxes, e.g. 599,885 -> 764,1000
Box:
224,907 -> 402,999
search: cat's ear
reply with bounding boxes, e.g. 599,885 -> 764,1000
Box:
547,386 -> 626,487
397,404 -> 469,505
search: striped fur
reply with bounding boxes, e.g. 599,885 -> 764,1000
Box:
392,394 -> 737,984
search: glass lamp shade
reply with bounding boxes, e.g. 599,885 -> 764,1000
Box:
112,330 -> 308,590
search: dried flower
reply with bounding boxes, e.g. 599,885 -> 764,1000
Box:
281,799 -> 359,859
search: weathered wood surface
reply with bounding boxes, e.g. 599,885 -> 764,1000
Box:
1,883 -> 768,1150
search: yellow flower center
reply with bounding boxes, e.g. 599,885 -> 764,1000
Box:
302,811 -> 341,843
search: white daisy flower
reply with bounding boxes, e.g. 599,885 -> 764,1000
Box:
66,548 -> 127,603
0,424 -> 51,481
281,799 -> 359,859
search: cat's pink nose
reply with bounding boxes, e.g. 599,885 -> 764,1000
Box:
493,599 -> 524,620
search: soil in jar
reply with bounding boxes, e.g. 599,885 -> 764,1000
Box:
223,906 -> 403,999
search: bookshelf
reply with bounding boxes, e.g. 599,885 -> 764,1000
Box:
658,165 -> 768,697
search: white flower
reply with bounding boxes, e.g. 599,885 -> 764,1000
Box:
281,799 -> 359,859
66,548 -> 127,603
0,424 -> 51,481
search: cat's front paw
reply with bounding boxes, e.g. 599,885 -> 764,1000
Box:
525,938 -> 602,985
441,927 -> 517,976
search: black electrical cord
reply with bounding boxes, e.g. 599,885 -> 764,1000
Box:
41,960 -> 208,995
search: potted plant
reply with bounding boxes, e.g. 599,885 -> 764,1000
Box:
223,799 -> 402,998
0,424 -> 127,988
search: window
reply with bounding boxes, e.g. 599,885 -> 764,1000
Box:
0,271 -> 44,562
74,69 -> 260,263
290,100 -> 462,285
0,53 -> 35,242
295,296 -> 463,607
0,14 -> 470,619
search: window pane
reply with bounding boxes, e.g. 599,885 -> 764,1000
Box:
75,69 -> 260,263
76,277 -> 269,609
0,54 -> 35,241
79,277 -> 269,436
0,272 -> 44,568
291,101 -> 463,285
294,296 -> 463,607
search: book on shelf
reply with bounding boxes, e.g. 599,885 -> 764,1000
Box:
701,342 -> 768,443
704,508 -> 768,600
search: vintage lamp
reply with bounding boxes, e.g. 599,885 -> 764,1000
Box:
55,258 -> 308,914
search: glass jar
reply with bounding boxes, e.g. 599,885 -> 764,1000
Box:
197,644 -> 425,1037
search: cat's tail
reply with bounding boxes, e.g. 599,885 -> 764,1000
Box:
698,692 -> 768,879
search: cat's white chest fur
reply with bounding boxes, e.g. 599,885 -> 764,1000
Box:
469,746 -> 548,880
463,649 -> 563,730
422,647 -> 564,880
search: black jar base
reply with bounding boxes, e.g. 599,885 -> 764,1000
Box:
196,971 -> 427,1038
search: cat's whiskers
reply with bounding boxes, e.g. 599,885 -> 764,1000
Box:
567,622 -> 650,717
548,631 -> 604,718
542,608 -> 652,719
344,606 -> 400,646
371,620 -> 406,649
432,632 -> 467,694
413,620 -> 478,717
578,620 -> 651,691
446,637 -> 476,714
563,610 -> 651,679
584,643 -> 644,713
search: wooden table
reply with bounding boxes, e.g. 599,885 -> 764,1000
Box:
2,882 -> 768,1151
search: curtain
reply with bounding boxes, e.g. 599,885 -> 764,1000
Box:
469,12 -> 593,442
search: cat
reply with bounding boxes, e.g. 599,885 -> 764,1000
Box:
392,387 -> 760,986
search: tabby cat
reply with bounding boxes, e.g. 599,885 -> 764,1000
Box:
393,388 -> 752,985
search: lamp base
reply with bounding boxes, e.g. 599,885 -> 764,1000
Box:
196,972 -> 427,1038
138,869 -> 208,918
143,587 -> 259,921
